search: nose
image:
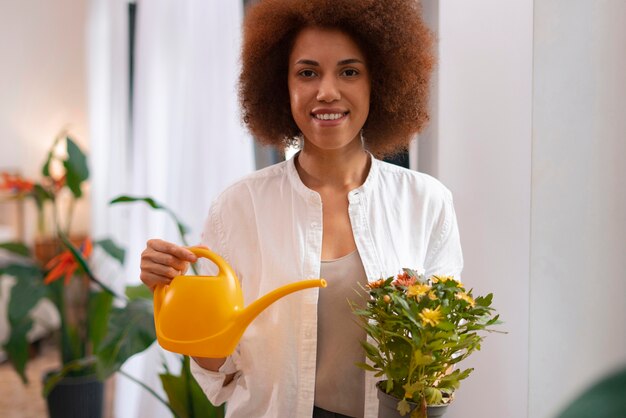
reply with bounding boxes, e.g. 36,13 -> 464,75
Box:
316,75 -> 340,102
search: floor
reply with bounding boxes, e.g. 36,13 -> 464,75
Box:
0,338 -> 115,418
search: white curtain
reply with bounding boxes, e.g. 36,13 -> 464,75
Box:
88,0 -> 254,416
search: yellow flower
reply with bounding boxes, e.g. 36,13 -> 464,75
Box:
455,292 -> 475,307
419,305 -> 442,327
431,275 -> 454,283
406,283 -> 431,298
428,290 -> 438,300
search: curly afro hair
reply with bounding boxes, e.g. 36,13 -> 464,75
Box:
240,0 -> 434,157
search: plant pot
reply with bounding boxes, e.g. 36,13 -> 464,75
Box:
377,383 -> 450,418
45,373 -> 104,418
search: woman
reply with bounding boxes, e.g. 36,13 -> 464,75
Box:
139,1 -> 463,417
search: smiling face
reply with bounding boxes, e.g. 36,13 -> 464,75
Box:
288,27 -> 371,153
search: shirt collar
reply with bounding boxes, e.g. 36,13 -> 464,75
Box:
286,151 -> 380,201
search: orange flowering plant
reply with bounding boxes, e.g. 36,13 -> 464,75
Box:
0,135 -> 156,397
0,133 -> 80,237
352,269 -> 501,418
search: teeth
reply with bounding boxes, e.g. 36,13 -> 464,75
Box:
315,113 -> 344,120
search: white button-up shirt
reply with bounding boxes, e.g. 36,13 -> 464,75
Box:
190,154 -> 463,418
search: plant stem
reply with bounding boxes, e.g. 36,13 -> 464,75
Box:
65,197 -> 75,236
118,369 -> 181,418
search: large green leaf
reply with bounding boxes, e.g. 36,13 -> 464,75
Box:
63,137 -> 89,198
87,290 -> 114,351
0,242 -> 31,257
95,298 -> 156,379
96,238 -> 126,264
556,367 -> 626,418
160,356 -> 225,418
0,264 -> 48,382
110,195 -> 190,242
3,319 -> 34,383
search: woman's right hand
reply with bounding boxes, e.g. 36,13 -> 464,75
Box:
140,239 -> 198,291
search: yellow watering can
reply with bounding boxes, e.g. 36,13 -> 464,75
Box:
153,246 -> 327,358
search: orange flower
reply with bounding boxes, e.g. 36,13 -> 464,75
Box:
393,272 -> 416,287
44,239 -> 92,285
366,279 -> 385,289
0,172 -> 35,193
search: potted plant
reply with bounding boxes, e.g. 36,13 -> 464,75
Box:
352,268 -> 502,418
0,134 -> 156,418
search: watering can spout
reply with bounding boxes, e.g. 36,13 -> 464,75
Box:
237,278 -> 327,331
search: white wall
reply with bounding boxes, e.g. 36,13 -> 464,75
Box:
530,1 -> 626,417
0,0 -> 90,238
423,1 -> 626,418
429,2 -> 534,417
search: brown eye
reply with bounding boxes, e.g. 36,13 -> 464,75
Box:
299,69 -> 316,78
342,68 -> 359,77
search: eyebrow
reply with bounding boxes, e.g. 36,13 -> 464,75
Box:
295,58 -> 365,66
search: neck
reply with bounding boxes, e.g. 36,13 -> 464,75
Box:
295,140 -> 370,191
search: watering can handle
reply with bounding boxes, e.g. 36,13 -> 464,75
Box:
153,246 -> 233,319
187,246 -> 234,277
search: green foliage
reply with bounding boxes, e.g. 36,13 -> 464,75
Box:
0,264 -> 48,382
160,356 -> 225,418
0,242 -> 31,257
96,238 -> 126,264
556,366 -> 626,418
63,137 -> 89,198
0,134 -> 156,397
95,298 -> 156,379
353,272 -> 502,415
110,195 -> 190,245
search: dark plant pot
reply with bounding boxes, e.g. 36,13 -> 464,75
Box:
377,383 -> 450,418
45,374 -> 104,418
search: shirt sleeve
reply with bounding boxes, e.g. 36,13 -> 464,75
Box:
188,199 -> 243,406
424,188 -> 464,281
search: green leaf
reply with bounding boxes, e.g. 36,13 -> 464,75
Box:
95,299 -> 156,379
361,340 -> 380,358
1,264 -> 49,382
3,319 -> 33,383
63,137 -> 89,198
96,238 -> 126,264
425,387 -> 442,405
31,184 -> 54,209
159,356 -> 225,418
125,284 -> 153,301
556,366 -> 626,418
109,195 -> 190,241
0,242 -> 30,257
87,291 -> 114,351
355,362 -> 378,372
413,350 -> 434,366
41,136 -> 61,177
397,398 -> 412,416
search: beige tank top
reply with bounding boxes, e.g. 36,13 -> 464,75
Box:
314,250 -> 368,418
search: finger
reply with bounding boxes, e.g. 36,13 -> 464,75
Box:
147,239 -> 197,262
139,271 -> 173,289
143,251 -> 190,271
140,260 -> 185,278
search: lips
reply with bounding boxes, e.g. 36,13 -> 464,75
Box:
311,108 -> 349,122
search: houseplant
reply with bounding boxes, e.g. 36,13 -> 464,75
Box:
0,134 -> 156,417
1,134 -> 224,417
352,268 -> 501,418
110,195 -> 225,418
